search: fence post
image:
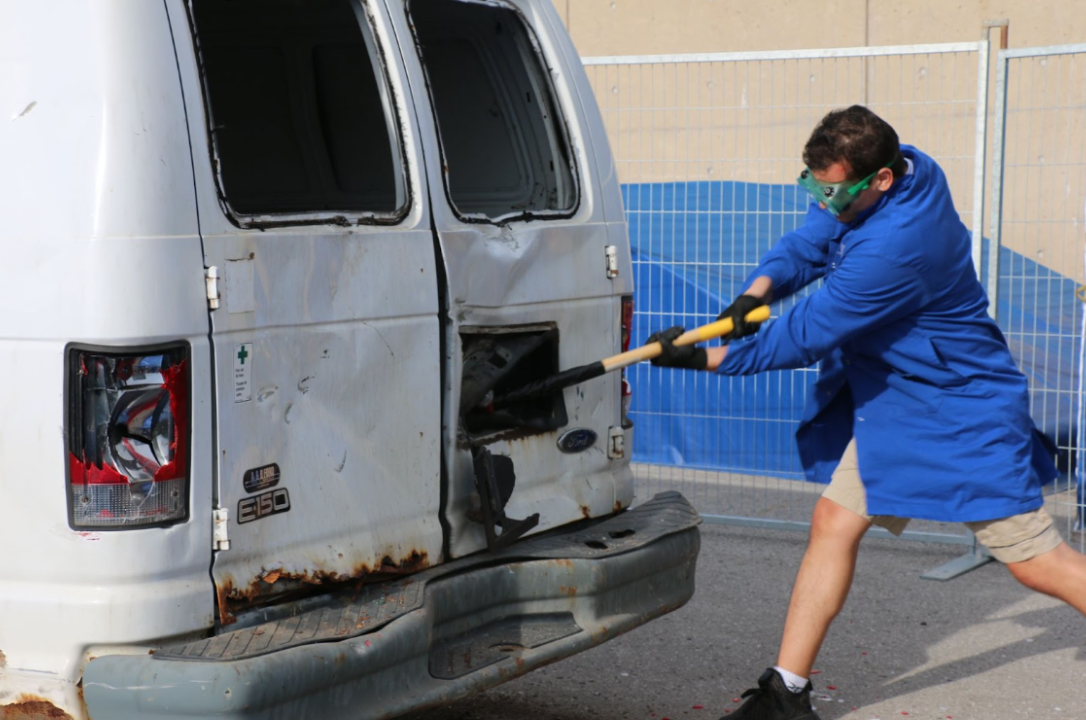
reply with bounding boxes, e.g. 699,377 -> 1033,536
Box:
919,32 -> 998,582
1077,190 -> 1086,538
986,47 -> 1010,318
969,36 -> 990,278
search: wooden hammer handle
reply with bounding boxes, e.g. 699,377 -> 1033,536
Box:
601,305 -> 771,372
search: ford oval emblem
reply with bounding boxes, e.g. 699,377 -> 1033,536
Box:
557,428 -> 597,454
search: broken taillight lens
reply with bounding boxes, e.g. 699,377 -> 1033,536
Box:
67,345 -> 190,529
621,295 -> 634,427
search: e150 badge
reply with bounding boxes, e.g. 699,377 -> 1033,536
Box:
238,488 -> 291,524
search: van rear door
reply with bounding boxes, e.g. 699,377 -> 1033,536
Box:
170,0 -> 443,624
386,0 -> 634,557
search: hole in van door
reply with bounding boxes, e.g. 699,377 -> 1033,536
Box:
460,327 -> 568,442
407,0 -> 577,221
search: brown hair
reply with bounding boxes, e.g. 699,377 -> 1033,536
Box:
803,105 -> 906,180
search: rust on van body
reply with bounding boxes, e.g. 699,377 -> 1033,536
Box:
215,550 -> 429,625
0,696 -> 74,720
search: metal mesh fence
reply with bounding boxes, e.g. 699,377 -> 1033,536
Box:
580,43 -> 1046,545
990,45 -> 1086,552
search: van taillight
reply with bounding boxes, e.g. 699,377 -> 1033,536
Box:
66,345 -> 190,529
620,295 -> 634,427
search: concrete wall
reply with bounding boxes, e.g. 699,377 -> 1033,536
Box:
552,1 -> 1083,57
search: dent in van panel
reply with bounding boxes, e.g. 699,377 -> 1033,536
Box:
442,224 -> 610,311
12,101 -> 36,120
209,321 -> 442,627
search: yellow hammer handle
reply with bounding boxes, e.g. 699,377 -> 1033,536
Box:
601,305 -> 771,372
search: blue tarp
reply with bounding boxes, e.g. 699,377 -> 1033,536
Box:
624,181 -> 1082,480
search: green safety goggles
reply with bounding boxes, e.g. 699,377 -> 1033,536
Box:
797,158 -> 896,216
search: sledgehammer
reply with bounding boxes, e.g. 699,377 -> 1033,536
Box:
491,305 -> 771,409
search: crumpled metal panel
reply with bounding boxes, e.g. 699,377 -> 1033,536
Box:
83,492 -> 700,720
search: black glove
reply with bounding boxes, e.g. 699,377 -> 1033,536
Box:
646,326 -> 708,370
718,294 -> 766,340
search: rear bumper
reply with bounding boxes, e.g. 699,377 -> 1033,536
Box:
83,492 -> 701,720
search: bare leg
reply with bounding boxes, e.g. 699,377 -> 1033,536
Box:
776,496 -> 873,677
1006,541 -> 1086,614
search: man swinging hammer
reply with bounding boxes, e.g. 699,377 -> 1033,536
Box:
648,105 -> 1086,720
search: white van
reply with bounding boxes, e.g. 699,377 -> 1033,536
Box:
0,1 -> 700,718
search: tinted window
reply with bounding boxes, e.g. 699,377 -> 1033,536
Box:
409,0 -> 577,220
190,0 -> 405,219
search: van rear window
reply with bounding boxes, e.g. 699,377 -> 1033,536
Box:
408,0 -> 577,221
189,0 -> 406,221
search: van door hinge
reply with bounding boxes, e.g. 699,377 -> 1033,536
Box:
607,426 -> 625,459
605,245 -> 619,279
205,266 -> 221,310
213,507 -> 231,551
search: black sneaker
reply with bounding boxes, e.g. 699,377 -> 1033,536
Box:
721,668 -> 822,720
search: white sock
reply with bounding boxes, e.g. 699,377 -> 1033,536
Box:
773,666 -> 809,694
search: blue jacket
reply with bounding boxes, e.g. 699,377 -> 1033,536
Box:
717,145 -> 1055,522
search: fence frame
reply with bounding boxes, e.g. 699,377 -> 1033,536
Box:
583,41 -> 1009,577
988,43 -> 1086,315
990,43 -> 1086,550
583,40 -> 992,275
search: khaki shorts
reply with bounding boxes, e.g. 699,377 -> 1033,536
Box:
822,439 -> 1063,564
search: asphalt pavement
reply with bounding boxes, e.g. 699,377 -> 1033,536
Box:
402,516 -> 1086,720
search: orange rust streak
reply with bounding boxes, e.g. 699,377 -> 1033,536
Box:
216,578 -> 237,626
1,696 -> 76,720
216,550 -> 431,625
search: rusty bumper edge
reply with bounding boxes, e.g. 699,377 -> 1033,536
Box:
82,492 -> 701,720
